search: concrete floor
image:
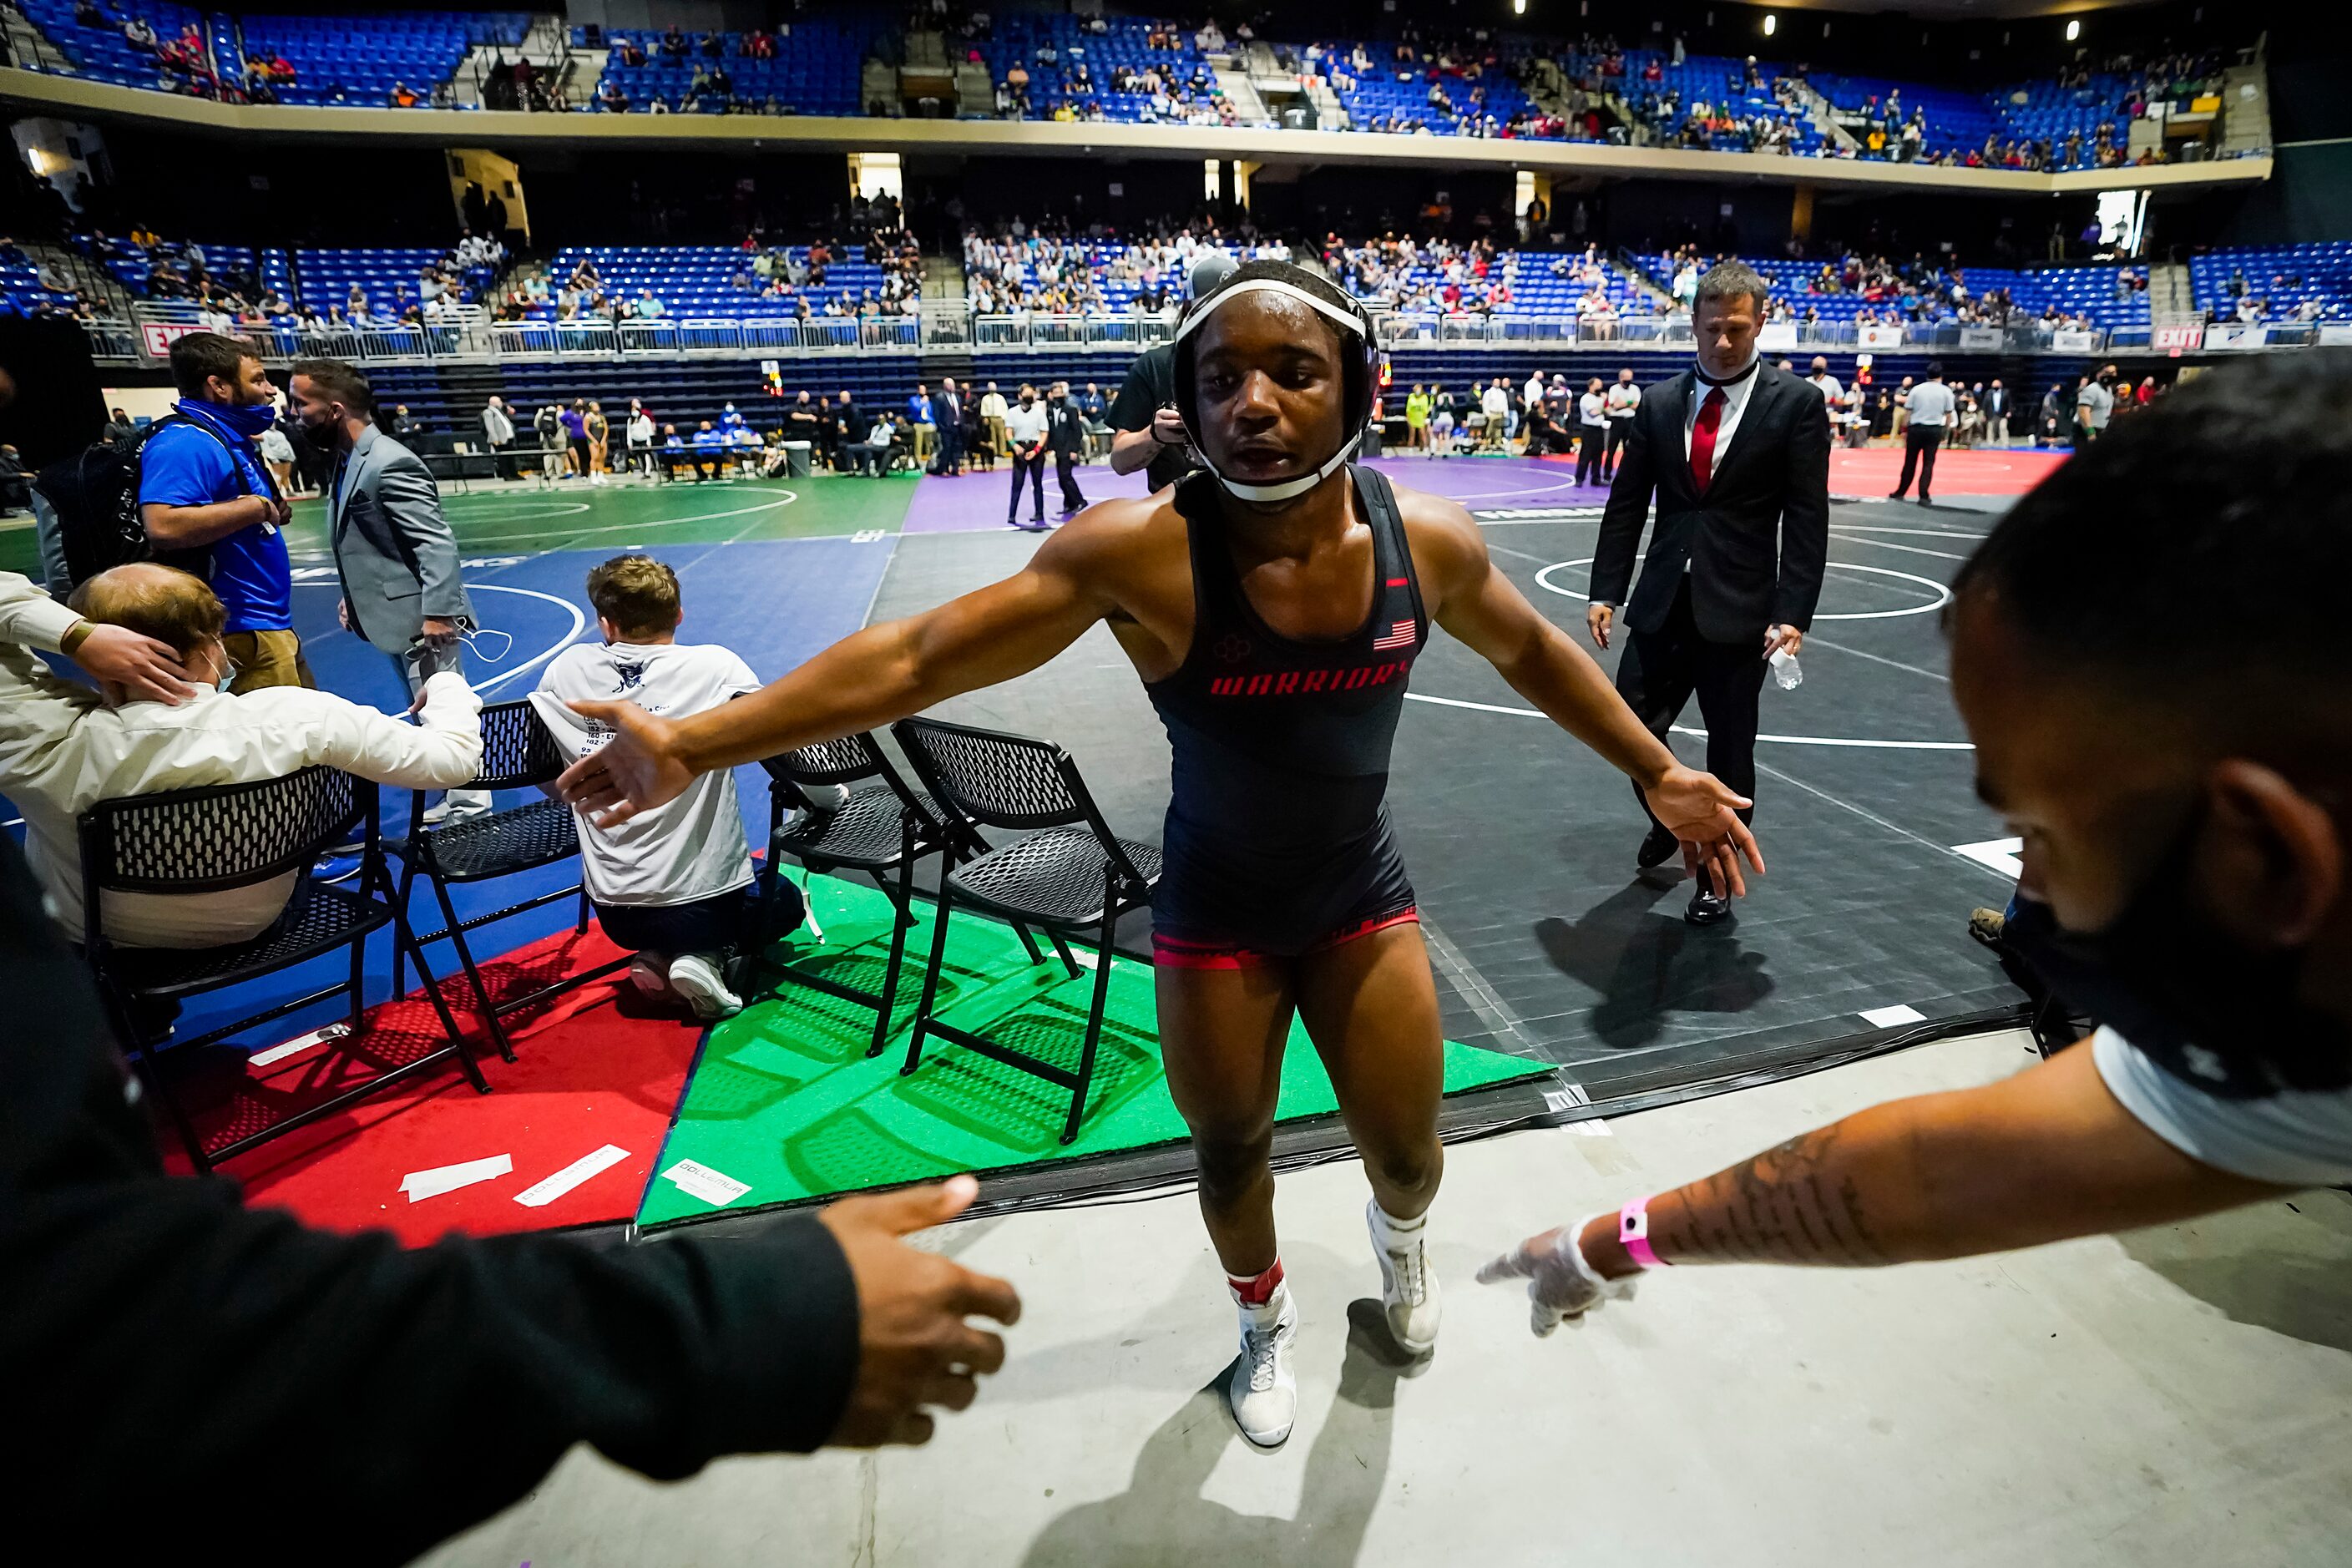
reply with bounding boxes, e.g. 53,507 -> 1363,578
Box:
416,1029 -> 2352,1567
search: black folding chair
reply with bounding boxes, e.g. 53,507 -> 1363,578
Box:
393,698 -> 630,1062
752,732 -> 991,1058
890,717 -> 1161,1145
77,767 -> 486,1174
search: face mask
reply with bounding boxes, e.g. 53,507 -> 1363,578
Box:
201,400 -> 281,439
2002,807 -> 2351,1098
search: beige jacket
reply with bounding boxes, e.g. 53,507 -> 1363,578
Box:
0,572 -> 484,947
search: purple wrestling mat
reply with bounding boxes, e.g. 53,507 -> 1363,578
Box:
898,454 -> 1616,534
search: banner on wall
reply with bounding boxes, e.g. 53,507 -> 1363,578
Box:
1757,322 -> 1798,352
2320,324 -> 2352,347
2050,329 -> 2100,352
2151,321 -> 2204,353
2205,323 -> 2269,350
1856,325 -> 1906,349
1957,327 -> 2003,352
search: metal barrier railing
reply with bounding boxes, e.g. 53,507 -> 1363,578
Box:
92,301 -> 2296,367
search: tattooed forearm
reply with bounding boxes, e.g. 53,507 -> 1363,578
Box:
1652,1120 -> 1902,1267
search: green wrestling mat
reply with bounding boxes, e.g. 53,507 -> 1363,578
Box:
635,873 -> 1552,1228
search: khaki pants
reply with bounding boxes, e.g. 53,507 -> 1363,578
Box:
984,413 -> 1007,454
910,422 -> 935,464
225,628 -> 314,693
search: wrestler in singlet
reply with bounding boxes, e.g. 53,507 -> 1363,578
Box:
1147,464 -> 1426,967
552,259 -> 1762,1456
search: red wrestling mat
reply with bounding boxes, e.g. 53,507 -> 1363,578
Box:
1828,445 -> 2067,498
162,925 -> 704,1244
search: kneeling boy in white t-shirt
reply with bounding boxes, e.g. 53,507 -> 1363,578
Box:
533,554 -> 780,1019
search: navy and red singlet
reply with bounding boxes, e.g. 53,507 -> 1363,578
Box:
1145,464 -> 1429,967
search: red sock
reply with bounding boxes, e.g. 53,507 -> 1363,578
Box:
1227,1259 -> 1285,1307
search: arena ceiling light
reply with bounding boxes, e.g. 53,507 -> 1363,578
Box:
1763,13 -> 1778,36
1513,0 -> 1526,15
2066,19 -> 2081,40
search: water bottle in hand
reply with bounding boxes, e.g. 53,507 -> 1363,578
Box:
1769,646 -> 1802,690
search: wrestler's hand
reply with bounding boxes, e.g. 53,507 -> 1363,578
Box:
1641,764 -> 1764,897
556,699 -> 694,827
1477,1214 -> 1636,1338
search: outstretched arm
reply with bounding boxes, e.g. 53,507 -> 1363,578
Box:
1479,1040 -> 2289,1334
1414,503 -> 1763,893
557,517 -> 1124,824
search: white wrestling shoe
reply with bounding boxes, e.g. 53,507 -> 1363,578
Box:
1226,1291 -> 1299,1449
627,953 -> 673,1000
1368,1200 -> 1441,1357
666,952 -> 744,1020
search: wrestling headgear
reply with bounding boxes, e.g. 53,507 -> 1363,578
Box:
1172,260 -> 1380,503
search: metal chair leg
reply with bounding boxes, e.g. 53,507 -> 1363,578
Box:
390,855 -> 418,995
867,846 -> 919,1059
1044,928 -> 1083,981
1060,893 -> 1120,1146
902,878 -> 959,1077
1009,919 -> 1047,965
392,908 -> 492,1094
346,928 -> 367,1038
104,974 -> 210,1172
432,874 -> 518,1063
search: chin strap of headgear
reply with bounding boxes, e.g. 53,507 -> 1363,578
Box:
1175,276 -> 1371,503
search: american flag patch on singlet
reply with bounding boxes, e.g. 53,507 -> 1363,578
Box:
1372,619 -> 1416,651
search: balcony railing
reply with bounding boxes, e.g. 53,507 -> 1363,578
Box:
93,299 -> 2352,367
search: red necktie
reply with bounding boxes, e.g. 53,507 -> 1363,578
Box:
1690,386 -> 1727,495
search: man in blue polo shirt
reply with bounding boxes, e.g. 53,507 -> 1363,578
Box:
138,332 -> 305,690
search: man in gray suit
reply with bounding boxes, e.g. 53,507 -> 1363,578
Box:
289,357 -> 491,820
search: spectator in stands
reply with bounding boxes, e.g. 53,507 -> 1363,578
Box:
842,410 -> 895,478
2075,369 -> 2115,445
0,564 -> 482,949
138,334 -> 304,693
551,399 -> 586,477
1002,383 -> 1049,530
1045,382 -> 1087,517
480,396 -> 517,479
904,382 -> 935,470
930,379 -> 968,477
979,382 -> 1008,460
824,390 -> 862,473
0,445 -> 28,518
1575,377 -> 1609,488
1982,379 -> 2011,445
258,417 -> 298,500
585,402 -> 611,487
1603,367 -> 1641,478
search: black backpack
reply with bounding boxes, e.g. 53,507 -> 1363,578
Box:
34,415 -> 238,589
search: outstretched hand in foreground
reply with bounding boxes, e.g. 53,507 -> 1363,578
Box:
555,699 -> 695,827
1641,764 -> 1766,896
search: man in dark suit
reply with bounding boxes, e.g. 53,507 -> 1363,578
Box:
825,388 -> 862,472
1044,379 -> 1089,514
1588,259 -> 1831,924
928,377 -> 966,475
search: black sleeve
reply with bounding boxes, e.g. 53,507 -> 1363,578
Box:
1110,351 -> 1165,432
0,834 -> 860,1568
1590,393 -> 1657,609
1773,384 -> 1834,630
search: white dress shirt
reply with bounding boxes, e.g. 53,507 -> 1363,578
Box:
1682,357 -> 1762,463
0,573 -> 483,948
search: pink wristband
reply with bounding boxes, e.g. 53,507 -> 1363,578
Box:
1619,1196 -> 1668,1269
